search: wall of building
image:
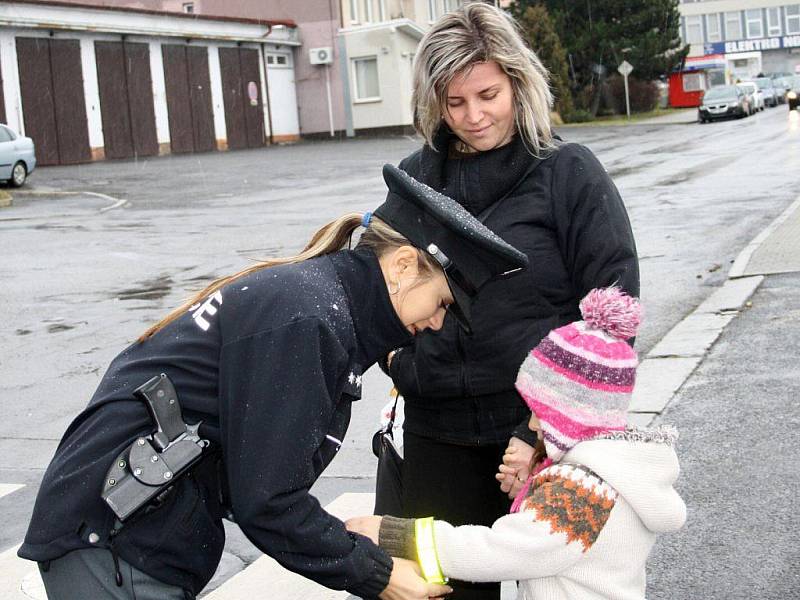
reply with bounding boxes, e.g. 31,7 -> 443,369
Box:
0,2 -> 300,162
344,26 -> 417,130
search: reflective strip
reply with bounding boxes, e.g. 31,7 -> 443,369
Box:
325,435 -> 343,446
414,517 -> 446,584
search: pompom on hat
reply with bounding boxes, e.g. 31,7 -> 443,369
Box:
515,287 -> 642,463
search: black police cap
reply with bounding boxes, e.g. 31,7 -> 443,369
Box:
374,164 -> 529,334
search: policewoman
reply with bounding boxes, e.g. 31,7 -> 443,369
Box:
18,164 -> 528,600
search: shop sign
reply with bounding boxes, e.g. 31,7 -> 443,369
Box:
706,35 -> 800,55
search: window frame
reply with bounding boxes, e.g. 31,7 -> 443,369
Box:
685,15 -> 704,45
767,7 -> 781,36
787,5 -> 800,35
706,13 -> 722,43
352,56 -> 381,103
745,9 -> 764,39
725,11 -> 743,41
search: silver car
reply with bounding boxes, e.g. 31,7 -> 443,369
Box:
0,124 -> 36,187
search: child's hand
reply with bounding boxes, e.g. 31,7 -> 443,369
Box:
496,464 -> 526,499
345,515 -> 383,544
496,437 -> 535,498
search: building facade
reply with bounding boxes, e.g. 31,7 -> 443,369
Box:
0,1 -> 301,164
679,0 -> 800,83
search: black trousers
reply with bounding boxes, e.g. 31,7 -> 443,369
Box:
401,431 -> 510,600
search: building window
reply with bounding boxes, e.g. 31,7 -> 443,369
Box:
685,15 -> 703,44
182,2 -> 194,13
350,0 -> 359,23
363,0 -> 373,23
706,13 -> 721,42
266,53 -> 290,68
682,72 -> 704,93
788,5 -> 800,35
767,7 -> 781,36
745,9 -> 763,39
725,11 -> 743,40
353,57 -> 380,101
428,0 -> 437,22
378,0 -> 386,21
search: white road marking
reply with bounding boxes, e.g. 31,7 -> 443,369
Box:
0,484 -> 24,499
206,493 -> 375,600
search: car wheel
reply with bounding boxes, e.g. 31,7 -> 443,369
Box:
10,161 -> 27,187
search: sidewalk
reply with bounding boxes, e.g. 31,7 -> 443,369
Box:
634,108 -> 697,125
645,197 -> 800,598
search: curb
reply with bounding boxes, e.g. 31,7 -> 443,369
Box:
627,197 -> 800,426
729,194 -> 800,278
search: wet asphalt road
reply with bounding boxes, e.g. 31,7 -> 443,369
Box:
2,104 -> 800,595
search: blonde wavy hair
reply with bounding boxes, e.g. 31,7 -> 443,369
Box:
412,2 -> 554,156
139,215 -> 440,341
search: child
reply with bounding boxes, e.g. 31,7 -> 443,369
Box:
347,287 -> 686,599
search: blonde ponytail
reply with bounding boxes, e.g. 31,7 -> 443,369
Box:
138,214 -> 440,342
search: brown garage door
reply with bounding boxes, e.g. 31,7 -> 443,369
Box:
95,41 -> 158,160
219,47 -> 264,150
162,44 -> 216,154
16,37 -> 90,165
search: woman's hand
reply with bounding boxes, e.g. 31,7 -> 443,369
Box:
379,558 -> 453,600
495,436 -> 535,498
345,515 -> 383,545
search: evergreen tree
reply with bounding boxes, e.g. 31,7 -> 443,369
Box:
517,4 -> 574,118
514,0 -> 688,113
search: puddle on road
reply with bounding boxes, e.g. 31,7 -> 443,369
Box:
116,275 -> 173,302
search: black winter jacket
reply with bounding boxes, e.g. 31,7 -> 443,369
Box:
19,248 -> 411,598
388,130 -> 639,445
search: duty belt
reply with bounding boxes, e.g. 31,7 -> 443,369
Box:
101,373 -> 211,522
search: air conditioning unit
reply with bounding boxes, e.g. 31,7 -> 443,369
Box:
309,47 -> 333,65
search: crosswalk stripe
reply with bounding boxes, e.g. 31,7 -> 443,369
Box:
205,492 -> 376,600
0,484 -> 25,500
0,545 -> 45,600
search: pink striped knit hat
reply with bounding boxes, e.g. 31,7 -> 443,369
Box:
515,287 -> 642,463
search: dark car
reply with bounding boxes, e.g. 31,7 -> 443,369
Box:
786,75 -> 800,111
698,86 -> 749,123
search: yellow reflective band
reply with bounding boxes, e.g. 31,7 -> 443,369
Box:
414,517 -> 447,585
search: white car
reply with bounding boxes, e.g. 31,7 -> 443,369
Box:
738,82 -> 764,113
0,123 -> 36,187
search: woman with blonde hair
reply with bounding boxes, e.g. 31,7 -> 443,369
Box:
383,4 -> 640,598
18,164 -> 527,600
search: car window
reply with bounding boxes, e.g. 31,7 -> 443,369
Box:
0,127 -> 12,143
704,87 -> 737,101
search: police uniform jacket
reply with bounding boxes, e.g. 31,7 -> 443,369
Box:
388,129 -> 640,445
19,248 -> 411,598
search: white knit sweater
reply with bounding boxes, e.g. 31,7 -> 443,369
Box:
430,429 -> 686,600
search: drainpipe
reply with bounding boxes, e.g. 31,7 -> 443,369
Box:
260,24 -> 274,145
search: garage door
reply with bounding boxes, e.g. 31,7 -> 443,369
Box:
95,41 -> 158,160
218,47 -> 264,150
16,37 -> 90,165
162,44 -> 216,154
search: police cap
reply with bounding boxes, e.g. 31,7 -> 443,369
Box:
374,164 -> 529,334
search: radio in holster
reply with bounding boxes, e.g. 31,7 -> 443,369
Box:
101,373 -> 211,522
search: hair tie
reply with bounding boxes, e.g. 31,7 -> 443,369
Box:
361,212 -> 372,228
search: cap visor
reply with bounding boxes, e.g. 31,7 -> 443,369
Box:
445,275 -> 473,335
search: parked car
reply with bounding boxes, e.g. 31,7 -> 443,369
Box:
0,124 -> 35,187
754,77 -> 781,107
786,75 -> 800,111
738,82 -> 764,113
698,86 -> 750,123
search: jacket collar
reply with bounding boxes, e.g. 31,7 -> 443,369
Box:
330,248 -> 413,368
416,126 -> 538,216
